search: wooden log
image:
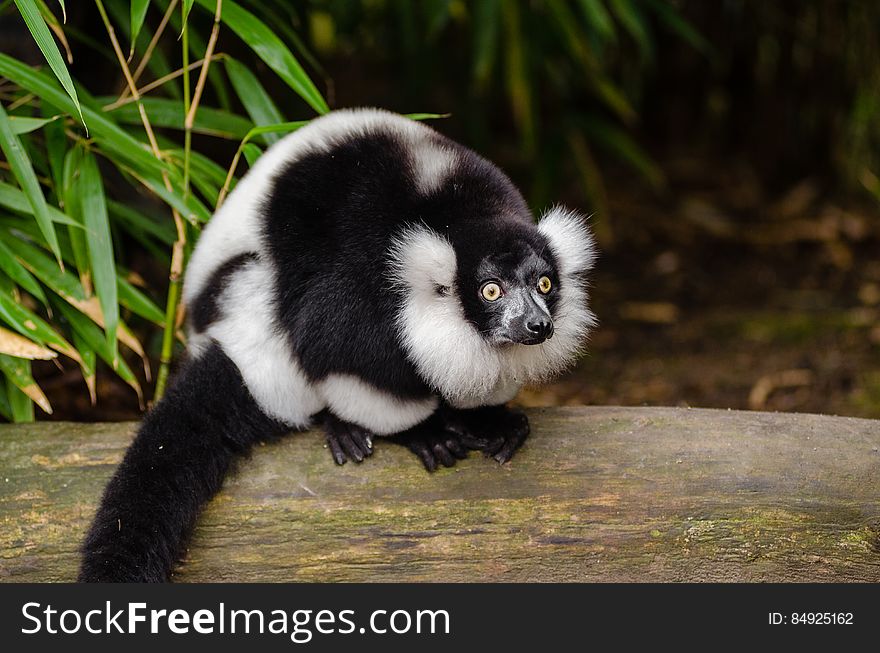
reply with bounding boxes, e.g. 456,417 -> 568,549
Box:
1,407 -> 879,582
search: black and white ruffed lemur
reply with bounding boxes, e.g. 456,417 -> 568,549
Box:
79,109 -> 597,582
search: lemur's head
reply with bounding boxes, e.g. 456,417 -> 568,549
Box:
389,203 -> 596,403
453,225 -> 561,347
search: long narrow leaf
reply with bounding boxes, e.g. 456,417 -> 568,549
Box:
79,150 -> 118,357
0,325 -> 56,360
0,181 -> 79,226
53,299 -> 142,404
0,101 -> 63,264
225,57 -> 284,145
0,354 -> 50,415
12,0 -> 85,126
130,0 -> 151,54
0,287 -> 81,362
194,0 -> 329,114
7,114 -> 62,135
105,97 -> 254,139
61,145 -> 92,294
0,377 -> 14,421
0,53 -> 169,178
0,232 -> 145,358
117,275 -> 165,325
0,238 -> 48,305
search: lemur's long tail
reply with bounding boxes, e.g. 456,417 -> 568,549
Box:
79,343 -> 285,582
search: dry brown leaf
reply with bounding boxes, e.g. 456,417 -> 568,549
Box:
0,326 -> 57,360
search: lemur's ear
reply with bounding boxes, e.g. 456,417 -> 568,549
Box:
387,225 -> 457,294
537,206 -> 597,279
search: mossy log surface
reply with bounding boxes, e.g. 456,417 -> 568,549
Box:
1,407 -> 879,582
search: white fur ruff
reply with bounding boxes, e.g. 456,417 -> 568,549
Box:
388,207 -> 597,408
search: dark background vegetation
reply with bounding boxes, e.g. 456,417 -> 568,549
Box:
3,0 -> 879,420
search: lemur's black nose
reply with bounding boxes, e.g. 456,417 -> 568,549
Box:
526,319 -> 554,340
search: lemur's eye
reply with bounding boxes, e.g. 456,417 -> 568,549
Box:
537,276 -> 552,294
480,282 -> 503,302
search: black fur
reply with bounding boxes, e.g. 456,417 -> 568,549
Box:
189,252 -> 259,332
79,344 -> 285,582
262,130 -> 547,400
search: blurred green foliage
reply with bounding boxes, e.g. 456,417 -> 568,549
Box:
1,1 -> 877,421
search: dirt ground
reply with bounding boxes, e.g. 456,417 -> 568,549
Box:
35,157 -> 880,422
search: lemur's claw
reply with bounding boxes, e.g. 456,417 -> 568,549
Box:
392,431 -> 468,472
325,416 -> 373,465
441,405 -> 530,464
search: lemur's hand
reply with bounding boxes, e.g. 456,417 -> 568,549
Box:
323,413 -> 375,465
389,427 -> 470,472
440,404 -> 530,464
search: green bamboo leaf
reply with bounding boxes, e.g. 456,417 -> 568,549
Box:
61,145 -> 92,295
0,53 -> 169,178
577,115 -> 664,189
6,380 -> 35,421
0,286 -> 81,362
41,101 -> 66,193
501,0 -> 535,155
167,148 -> 226,206
0,354 -> 50,415
53,299 -> 142,404
78,150 -> 118,357
577,0 -> 616,43
0,238 -> 48,305
0,183 -> 77,227
131,168 -> 213,223
608,0 -> 652,61
0,232 -> 146,358
69,328 -> 96,404
472,0 -> 500,87
7,114 -> 62,135
130,0 -> 150,54
403,113 -> 448,121
194,0 -> 329,114
182,0 -> 194,26
104,97 -> 255,139
0,181 -> 78,226
644,0 -> 710,54
117,275 -> 165,325
225,57 -> 284,145
0,100 -> 63,265
107,200 -> 175,246
13,0 -> 85,127
56,0 -> 65,22
0,377 -> 14,421
242,142 -> 262,167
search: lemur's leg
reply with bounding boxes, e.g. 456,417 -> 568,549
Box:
439,404 -> 530,463
388,412 -> 469,472
323,412 -> 375,465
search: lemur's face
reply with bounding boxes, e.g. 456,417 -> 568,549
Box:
462,240 -> 561,347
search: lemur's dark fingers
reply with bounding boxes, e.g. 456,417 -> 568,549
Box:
458,432 -> 503,452
350,426 -> 373,456
410,441 -> 438,472
444,436 -> 468,459
338,431 -> 365,463
432,441 -> 456,467
492,430 -> 528,463
327,433 -> 347,465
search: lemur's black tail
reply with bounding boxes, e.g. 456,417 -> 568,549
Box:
79,343 -> 285,582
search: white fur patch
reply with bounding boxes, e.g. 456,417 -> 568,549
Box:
184,108 -> 449,307
388,211 -> 597,408
203,259 -> 323,427
409,139 -> 458,195
319,374 -> 438,435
